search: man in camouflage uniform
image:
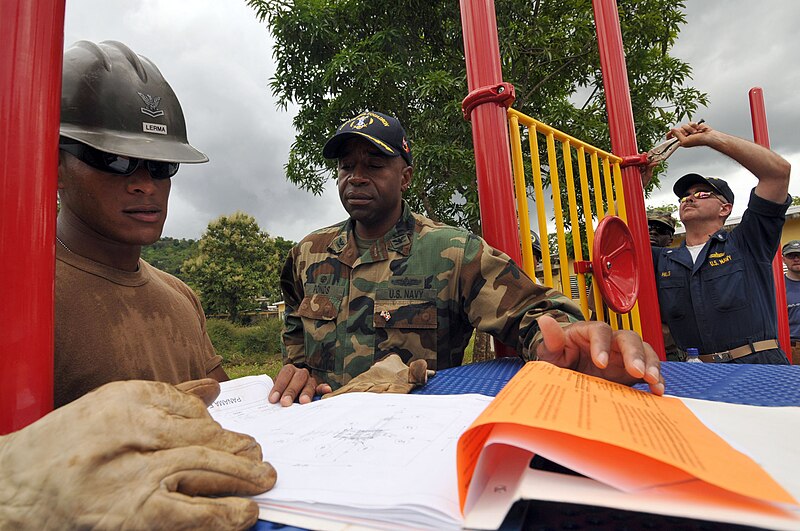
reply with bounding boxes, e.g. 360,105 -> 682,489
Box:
646,211 -> 681,360
270,112 -> 663,406
647,211 -> 676,248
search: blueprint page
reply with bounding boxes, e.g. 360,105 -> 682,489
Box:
209,375 -> 492,529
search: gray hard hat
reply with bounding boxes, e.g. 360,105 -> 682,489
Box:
60,40 -> 207,163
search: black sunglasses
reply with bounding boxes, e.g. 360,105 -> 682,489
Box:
648,223 -> 673,236
59,141 -> 179,180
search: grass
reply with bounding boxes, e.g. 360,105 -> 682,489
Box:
226,358 -> 283,379
213,318 -> 478,380
207,317 -> 284,379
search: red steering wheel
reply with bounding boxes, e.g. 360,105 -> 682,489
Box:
592,215 -> 640,313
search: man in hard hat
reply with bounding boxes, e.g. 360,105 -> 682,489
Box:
55,40 -> 226,407
647,121 -> 791,364
270,111 -> 664,405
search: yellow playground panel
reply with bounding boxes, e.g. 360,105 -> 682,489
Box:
507,108 -> 642,334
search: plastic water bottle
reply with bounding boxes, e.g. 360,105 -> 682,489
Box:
686,347 -> 702,363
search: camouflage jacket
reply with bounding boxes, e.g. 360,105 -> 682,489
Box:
280,202 -> 582,389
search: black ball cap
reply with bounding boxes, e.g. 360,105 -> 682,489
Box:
673,173 -> 735,205
323,111 -> 412,166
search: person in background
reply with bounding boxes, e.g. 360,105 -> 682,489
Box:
645,211 -> 681,360
781,240 -> 800,365
270,111 -> 663,406
647,211 -> 676,248
530,230 -> 544,261
645,121 -> 791,364
55,40 -> 226,407
529,230 -> 544,282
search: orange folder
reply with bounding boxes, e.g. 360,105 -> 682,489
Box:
457,362 -> 798,527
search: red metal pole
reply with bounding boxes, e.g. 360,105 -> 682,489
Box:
749,88 -> 791,362
592,0 -> 665,358
0,0 -> 65,433
460,0 -> 520,357
459,0 -> 522,265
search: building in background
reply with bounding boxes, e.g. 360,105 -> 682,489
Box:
672,204 -> 800,249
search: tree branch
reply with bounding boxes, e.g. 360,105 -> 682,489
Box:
521,46 -> 593,103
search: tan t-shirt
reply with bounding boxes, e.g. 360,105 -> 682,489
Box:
54,246 -> 222,408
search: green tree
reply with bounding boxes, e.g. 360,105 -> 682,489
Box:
182,212 -> 272,323
141,237 -> 199,280
647,204 -> 678,216
247,0 -> 707,233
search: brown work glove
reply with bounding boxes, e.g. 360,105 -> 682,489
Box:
323,354 -> 434,398
0,379 -> 276,530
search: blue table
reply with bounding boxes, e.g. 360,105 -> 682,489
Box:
256,359 -> 799,530
415,358 -> 800,407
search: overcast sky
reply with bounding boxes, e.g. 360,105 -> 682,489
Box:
63,1 -> 800,242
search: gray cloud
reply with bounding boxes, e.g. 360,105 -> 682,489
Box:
650,0 -> 800,215
65,0 -> 799,240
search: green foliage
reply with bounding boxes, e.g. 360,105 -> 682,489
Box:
792,195 -> 800,206
548,229 -> 590,261
183,212 -> 278,323
647,204 -> 681,229
240,319 -> 280,357
206,318 -> 238,354
207,317 -> 284,378
268,236 -> 296,301
647,204 -> 678,215
247,0 -> 707,233
207,317 -> 283,361
141,237 -> 198,280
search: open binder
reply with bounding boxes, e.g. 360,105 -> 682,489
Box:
209,363 -> 799,530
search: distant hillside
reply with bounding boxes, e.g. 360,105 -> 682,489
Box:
141,237 -> 198,280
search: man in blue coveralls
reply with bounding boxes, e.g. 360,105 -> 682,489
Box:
648,121 -> 791,364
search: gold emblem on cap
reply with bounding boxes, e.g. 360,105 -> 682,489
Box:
344,112 -> 390,131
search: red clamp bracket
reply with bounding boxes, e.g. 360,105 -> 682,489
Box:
573,260 -> 593,274
462,82 -> 516,121
619,153 -> 648,168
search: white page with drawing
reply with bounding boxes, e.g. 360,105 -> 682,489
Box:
209,375 -> 492,530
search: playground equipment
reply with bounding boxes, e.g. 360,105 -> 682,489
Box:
507,109 -> 640,331
460,0 -> 791,359
460,0 -> 658,348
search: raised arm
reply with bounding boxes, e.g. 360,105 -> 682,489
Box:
669,121 -> 791,203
